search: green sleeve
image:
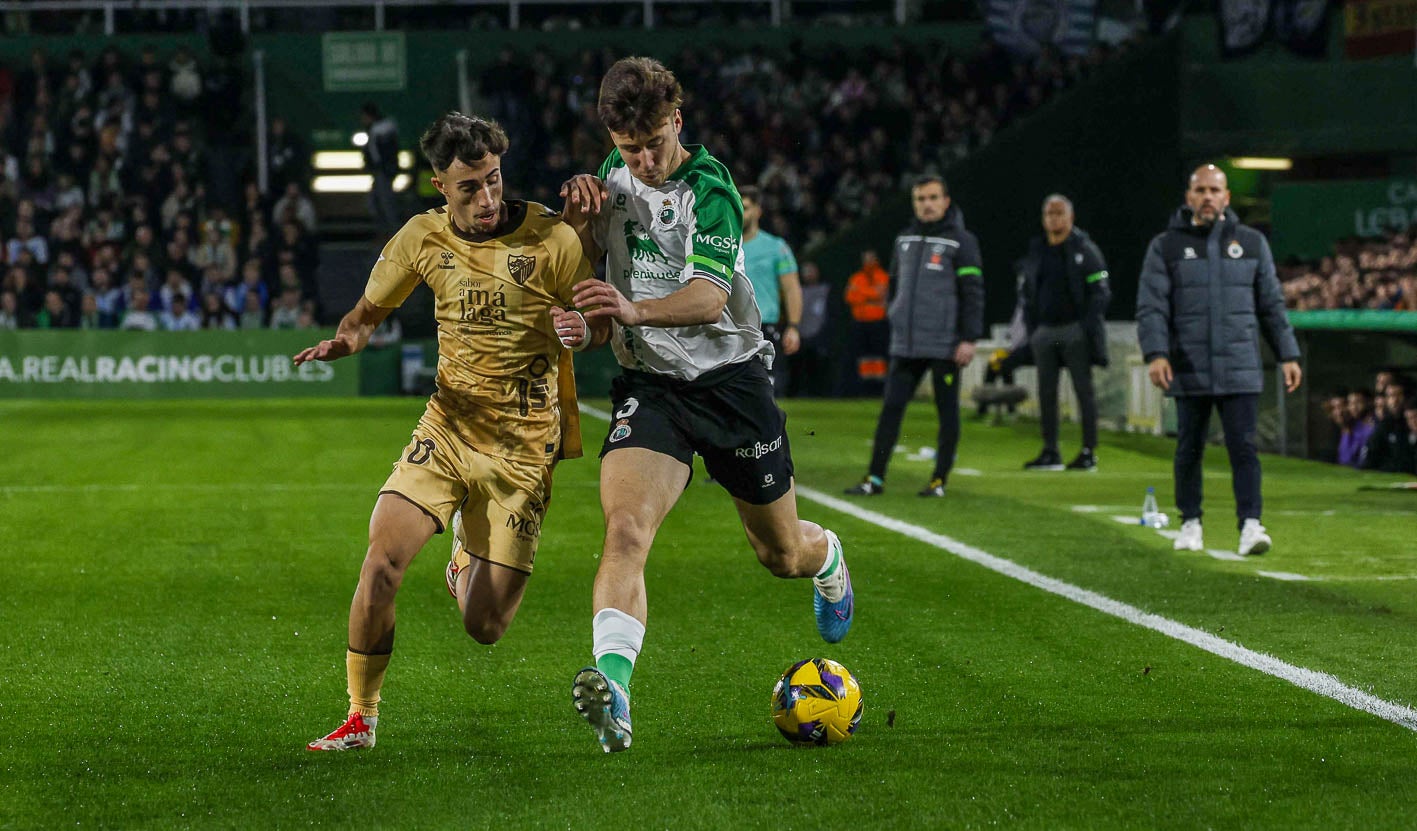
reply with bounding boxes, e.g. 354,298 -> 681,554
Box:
686,186 -> 742,292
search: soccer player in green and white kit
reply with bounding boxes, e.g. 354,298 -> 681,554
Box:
558,56 -> 854,753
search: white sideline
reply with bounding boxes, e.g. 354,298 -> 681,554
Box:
579,402 -> 1417,731
798,485 -> 1417,732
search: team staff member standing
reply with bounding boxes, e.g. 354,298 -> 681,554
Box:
300,112 -> 605,751
740,186 -> 802,396
1137,164 -> 1301,556
558,57 -> 854,754
1017,194 -> 1111,472
845,175 -> 984,498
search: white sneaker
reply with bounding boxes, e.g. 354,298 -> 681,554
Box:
1238,519 -> 1271,556
1173,519 -> 1203,551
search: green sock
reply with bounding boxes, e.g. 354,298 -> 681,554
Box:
597,653 -> 634,692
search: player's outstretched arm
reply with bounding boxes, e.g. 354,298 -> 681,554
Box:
572,277 -> 727,329
292,296 -> 393,365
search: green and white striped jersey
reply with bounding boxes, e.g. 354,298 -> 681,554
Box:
592,145 -> 771,381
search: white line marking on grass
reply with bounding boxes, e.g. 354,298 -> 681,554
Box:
1205,548 -> 1249,563
576,403 -> 1415,727
1258,571 -> 1313,581
795,484 -> 1417,732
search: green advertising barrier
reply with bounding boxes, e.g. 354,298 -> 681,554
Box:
1288,309 -> 1417,331
0,330 -> 359,399
1271,179 -> 1417,260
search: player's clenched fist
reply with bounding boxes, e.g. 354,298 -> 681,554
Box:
550,306 -> 591,351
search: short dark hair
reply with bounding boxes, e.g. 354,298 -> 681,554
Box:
912,175 -> 947,194
419,111 -> 510,173
1405,396 -> 1417,413
739,185 -> 762,205
598,57 -> 683,136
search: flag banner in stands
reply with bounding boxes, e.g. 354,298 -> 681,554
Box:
0,330 -> 359,399
986,0 -> 1099,57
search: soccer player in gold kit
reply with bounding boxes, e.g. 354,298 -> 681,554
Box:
299,112 -> 607,751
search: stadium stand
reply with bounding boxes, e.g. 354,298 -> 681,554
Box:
1282,223 -> 1417,311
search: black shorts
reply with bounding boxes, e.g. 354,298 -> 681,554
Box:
600,358 -> 794,505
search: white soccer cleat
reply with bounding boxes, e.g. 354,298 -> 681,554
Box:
1173,519 -> 1203,552
307,712 -> 377,751
1238,519 -> 1272,556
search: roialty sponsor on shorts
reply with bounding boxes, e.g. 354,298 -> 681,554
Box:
735,434 -> 783,459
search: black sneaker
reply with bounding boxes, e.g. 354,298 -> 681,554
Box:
1066,449 -> 1098,472
917,477 -> 946,497
844,477 -> 884,496
1023,449 -> 1065,471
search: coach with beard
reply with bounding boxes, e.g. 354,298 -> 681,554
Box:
1137,164 -> 1301,558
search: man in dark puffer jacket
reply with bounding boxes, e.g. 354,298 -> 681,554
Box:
845,175 -> 984,498
1137,165 -> 1302,557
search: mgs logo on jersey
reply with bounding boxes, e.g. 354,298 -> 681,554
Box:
693,231 -> 739,260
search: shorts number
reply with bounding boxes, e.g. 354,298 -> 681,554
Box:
615,397 -> 640,420
406,438 -> 436,465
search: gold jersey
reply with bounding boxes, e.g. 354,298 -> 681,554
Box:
365,200 -> 593,464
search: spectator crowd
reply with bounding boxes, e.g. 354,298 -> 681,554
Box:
0,44 -> 321,332
1281,224 -> 1417,311
1325,369 -> 1417,475
483,35 -> 1128,252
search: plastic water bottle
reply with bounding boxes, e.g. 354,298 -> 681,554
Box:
1140,487 -> 1169,528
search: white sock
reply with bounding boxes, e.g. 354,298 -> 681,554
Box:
813,530 -> 846,602
592,608 -> 645,664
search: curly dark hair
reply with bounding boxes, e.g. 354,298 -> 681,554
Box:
597,57 -> 683,136
418,111 -> 509,173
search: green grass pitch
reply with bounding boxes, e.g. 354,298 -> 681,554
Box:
4,396 -> 1417,829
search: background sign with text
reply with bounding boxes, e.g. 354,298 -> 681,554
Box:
0,330 -> 359,399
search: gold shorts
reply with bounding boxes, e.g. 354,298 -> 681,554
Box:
381,410 -> 554,575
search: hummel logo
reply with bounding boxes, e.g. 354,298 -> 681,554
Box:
439,251 -> 456,270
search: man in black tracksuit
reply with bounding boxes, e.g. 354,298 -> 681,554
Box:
845,176 -> 984,498
1137,165 -> 1302,557
1015,194 -> 1111,472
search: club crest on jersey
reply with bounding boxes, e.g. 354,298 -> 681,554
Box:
609,420 -> 632,443
652,196 -> 680,231
1227,241 -> 1244,259
507,253 -> 535,286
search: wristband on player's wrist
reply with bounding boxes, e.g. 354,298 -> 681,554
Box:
568,310 -> 592,352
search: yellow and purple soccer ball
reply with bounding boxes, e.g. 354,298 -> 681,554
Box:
771,658 -> 862,746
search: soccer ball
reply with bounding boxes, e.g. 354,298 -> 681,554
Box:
771,658 -> 863,746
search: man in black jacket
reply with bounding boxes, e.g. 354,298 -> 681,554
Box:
1015,195 -> 1111,471
1137,165 -> 1302,557
845,175 -> 984,498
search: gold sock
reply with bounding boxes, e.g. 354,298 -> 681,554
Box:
346,650 -> 391,719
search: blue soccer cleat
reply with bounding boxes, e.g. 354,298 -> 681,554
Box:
812,531 -> 854,643
571,666 -> 632,753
